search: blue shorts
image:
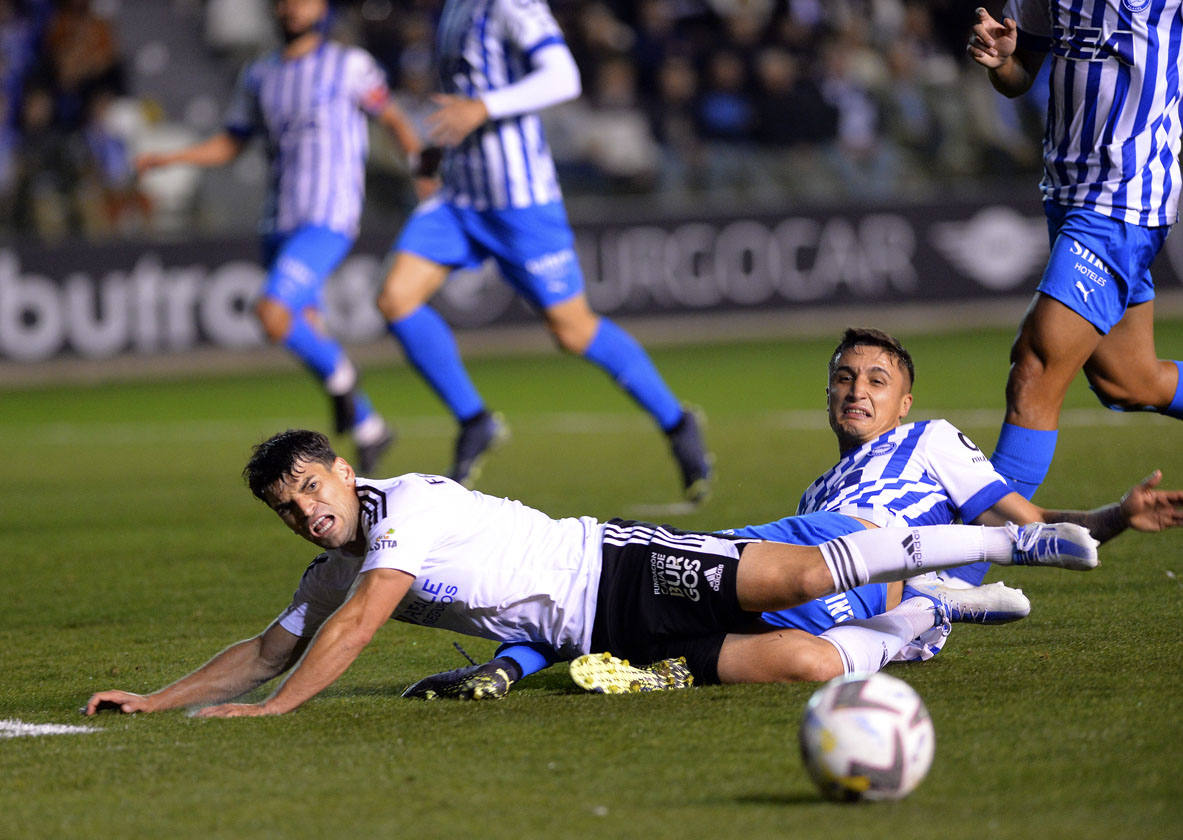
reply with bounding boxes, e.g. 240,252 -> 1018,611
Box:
1038,203 -> 1169,334
723,512 -> 888,635
261,226 -> 354,312
395,198 -> 584,309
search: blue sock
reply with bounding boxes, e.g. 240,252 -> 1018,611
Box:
388,306 -> 484,421
494,642 -> 557,678
1166,361 -> 1183,419
990,422 -> 1058,500
283,317 -> 344,382
583,318 -> 683,430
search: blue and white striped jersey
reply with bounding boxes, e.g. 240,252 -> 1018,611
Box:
435,0 -> 566,210
224,41 -> 391,236
1005,0 -> 1183,226
797,420 -> 1013,527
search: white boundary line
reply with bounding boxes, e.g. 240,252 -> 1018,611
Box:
0,718 -> 98,738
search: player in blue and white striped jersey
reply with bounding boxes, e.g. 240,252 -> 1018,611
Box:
373,0 -> 711,499
969,1 -> 1183,508
135,0 -> 425,475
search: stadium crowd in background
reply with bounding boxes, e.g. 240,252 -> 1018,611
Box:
0,0 -> 1044,241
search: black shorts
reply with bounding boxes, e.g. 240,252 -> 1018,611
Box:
590,519 -> 761,684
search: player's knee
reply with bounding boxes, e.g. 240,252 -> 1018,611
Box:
1086,374 -> 1154,412
255,298 -> 291,343
547,320 -> 591,354
777,642 -> 844,683
545,312 -> 598,354
376,282 -> 414,321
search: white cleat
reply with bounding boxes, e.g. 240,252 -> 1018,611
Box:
905,577 -> 1031,624
1006,522 -> 1100,571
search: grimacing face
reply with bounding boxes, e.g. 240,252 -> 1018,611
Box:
262,456 -> 363,552
826,344 -> 913,452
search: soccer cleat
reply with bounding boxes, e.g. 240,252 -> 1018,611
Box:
904,577 -> 1031,624
449,410 -> 508,486
666,408 -> 714,504
355,422 -> 394,477
1006,522 -> 1099,571
569,652 -> 693,694
401,658 -> 518,701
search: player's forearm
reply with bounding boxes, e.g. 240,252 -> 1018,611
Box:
148,133 -> 242,170
259,615 -> 371,714
379,103 -> 423,161
146,637 -> 283,710
480,43 -> 581,120
984,46 -> 1043,98
1041,505 -> 1126,544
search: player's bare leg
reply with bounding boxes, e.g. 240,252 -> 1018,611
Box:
376,250 -> 450,320
717,628 -> 844,683
1084,301 -> 1181,411
1004,293 -> 1102,430
991,293 -> 1101,500
543,293 -> 600,354
736,524 -> 1098,612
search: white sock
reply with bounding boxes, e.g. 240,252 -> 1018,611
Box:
325,359 -> 358,396
819,525 -> 1016,590
820,598 -> 937,674
352,413 -> 387,445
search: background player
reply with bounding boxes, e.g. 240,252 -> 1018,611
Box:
374,0 -> 712,497
82,428 -> 1097,717
968,2 -> 1183,507
135,0 -> 426,473
412,327 -> 1182,698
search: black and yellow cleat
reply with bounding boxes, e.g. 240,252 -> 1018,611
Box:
568,652 -> 693,694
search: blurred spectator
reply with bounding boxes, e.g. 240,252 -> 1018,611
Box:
205,0 -> 274,60
42,0 -> 124,129
649,53 -> 706,194
752,46 -> 836,147
696,48 -> 759,190
10,81 -> 83,236
818,29 -> 900,200
77,87 -> 149,236
580,53 -> 661,192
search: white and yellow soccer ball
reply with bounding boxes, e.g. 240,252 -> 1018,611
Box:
798,672 -> 935,802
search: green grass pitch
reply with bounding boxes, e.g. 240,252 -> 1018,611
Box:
1,321 -> 1181,839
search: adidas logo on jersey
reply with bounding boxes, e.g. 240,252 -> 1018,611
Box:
704,565 -> 723,592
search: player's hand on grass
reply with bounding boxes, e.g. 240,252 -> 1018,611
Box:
84,690 -> 153,716
426,95 -> 489,147
194,702 -> 274,718
967,7 -> 1017,69
1121,471 -> 1183,532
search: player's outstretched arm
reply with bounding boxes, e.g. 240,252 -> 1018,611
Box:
975,471 -> 1183,543
83,623 -> 306,716
198,568 -> 413,717
134,131 -> 244,176
967,7 -> 1042,97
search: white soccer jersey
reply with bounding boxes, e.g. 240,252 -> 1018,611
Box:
797,420 -> 1013,528
1005,0 -> 1183,226
224,41 -> 391,236
275,474 -> 604,658
435,0 -> 566,209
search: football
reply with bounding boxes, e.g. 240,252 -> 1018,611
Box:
798,672 -> 935,802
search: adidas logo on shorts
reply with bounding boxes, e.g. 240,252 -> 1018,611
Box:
704,565 -> 723,592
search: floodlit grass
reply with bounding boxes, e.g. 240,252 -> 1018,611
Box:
1,322 -> 1181,839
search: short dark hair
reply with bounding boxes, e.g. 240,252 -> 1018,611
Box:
828,327 -> 915,388
243,429 -> 338,501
